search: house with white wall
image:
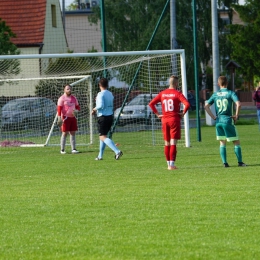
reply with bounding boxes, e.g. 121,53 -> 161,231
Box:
64,9 -> 102,53
0,0 -> 68,96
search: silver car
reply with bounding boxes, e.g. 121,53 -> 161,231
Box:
1,97 -> 57,131
114,94 -> 161,125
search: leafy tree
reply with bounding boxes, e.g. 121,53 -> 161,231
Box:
0,18 -> 20,81
35,50 -> 104,100
228,1 -> 260,85
35,56 -> 91,98
87,0 -> 240,90
88,0 -> 171,52
189,0 -> 239,90
64,0 -> 239,91
66,1 -> 79,10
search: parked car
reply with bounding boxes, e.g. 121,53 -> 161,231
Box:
1,97 -> 57,131
114,94 -> 161,125
114,92 -> 196,125
187,92 -> 196,111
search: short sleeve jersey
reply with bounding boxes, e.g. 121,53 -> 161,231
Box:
57,94 -> 79,117
149,88 -> 190,122
95,90 -> 114,117
206,88 -> 239,118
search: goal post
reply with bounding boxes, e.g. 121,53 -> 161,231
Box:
0,75 -> 93,148
43,76 -> 93,147
0,50 -> 190,149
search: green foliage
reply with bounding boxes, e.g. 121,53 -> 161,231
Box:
88,0 -> 171,52
254,76 -> 260,86
228,1 -> 260,81
65,0 -> 78,10
34,79 -> 64,101
45,57 -> 90,76
34,57 -> 89,98
35,51 -> 103,98
88,0 -> 241,90
0,18 -> 20,81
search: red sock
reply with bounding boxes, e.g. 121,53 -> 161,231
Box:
170,145 -> 177,161
164,145 -> 170,161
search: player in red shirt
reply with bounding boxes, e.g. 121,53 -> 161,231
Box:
149,75 -> 190,170
57,84 -> 80,154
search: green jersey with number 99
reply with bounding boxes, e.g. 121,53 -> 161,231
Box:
206,88 -> 239,119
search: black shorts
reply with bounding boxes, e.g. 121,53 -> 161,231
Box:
97,115 -> 113,136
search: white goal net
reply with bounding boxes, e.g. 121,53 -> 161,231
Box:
0,75 -> 93,147
0,50 -> 190,149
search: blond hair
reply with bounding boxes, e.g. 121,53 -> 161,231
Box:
218,76 -> 228,87
169,75 -> 178,87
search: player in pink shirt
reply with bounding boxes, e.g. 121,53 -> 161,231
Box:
149,75 -> 190,170
57,84 -> 80,154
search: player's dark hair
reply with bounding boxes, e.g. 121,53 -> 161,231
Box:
170,75 -> 178,80
63,84 -> 72,89
99,78 -> 109,89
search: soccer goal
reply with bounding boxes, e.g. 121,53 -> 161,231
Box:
0,75 -> 93,147
0,50 -> 190,149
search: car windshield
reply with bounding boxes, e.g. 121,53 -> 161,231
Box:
128,95 -> 154,106
3,100 -> 35,111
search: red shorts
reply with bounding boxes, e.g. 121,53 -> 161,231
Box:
61,116 -> 78,132
162,120 -> 181,141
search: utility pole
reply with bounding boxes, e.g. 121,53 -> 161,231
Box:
62,0 -> 65,31
192,0 -> 201,141
205,0 -> 220,126
170,0 -> 177,76
170,0 -> 176,50
211,0 -> 220,92
100,0 -> 107,77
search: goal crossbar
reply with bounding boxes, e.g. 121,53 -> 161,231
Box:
1,75 -> 93,148
0,50 -> 190,148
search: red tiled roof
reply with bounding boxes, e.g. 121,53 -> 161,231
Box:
0,0 -> 46,46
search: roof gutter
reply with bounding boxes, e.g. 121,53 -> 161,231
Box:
38,43 -> 44,54
16,43 -> 44,48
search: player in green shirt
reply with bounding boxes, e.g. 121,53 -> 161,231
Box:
205,76 -> 246,167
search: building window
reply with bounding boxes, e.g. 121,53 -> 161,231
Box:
51,5 -> 57,28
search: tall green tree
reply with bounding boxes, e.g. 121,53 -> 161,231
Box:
0,18 -> 20,81
189,0 -> 239,90
89,0 -> 171,52
87,0 -> 240,90
228,1 -> 260,84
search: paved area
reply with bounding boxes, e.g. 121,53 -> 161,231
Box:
241,102 -> 255,110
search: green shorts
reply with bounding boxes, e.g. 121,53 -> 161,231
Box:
215,117 -> 239,142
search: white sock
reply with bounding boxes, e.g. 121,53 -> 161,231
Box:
61,135 -> 66,151
170,161 -> 175,167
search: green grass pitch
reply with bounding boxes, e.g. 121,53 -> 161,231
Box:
1,125 -> 260,259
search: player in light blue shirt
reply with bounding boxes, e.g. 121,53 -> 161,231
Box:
91,78 -> 123,160
205,76 -> 246,167
95,89 -> 114,117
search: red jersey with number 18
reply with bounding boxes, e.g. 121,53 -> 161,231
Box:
149,89 -> 190,122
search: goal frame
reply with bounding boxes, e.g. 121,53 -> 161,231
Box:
0,50 -> 190,147
43,75 -> 93,147
0,75 -> 93,148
